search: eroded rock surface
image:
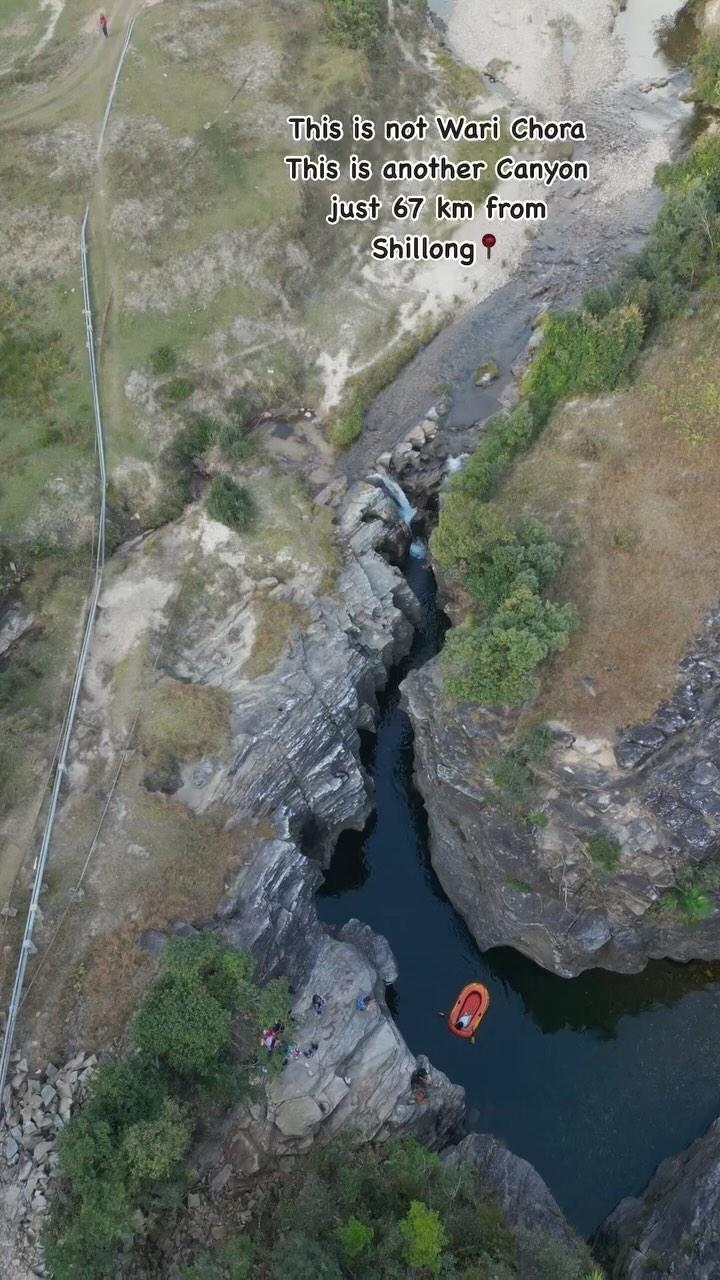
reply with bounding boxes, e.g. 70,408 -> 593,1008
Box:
596,1116 -> 720,1279
203,836 -> 465,1177
179,482 -> 419,861
403,608 -> 720,975
442,1133 -> 585,1254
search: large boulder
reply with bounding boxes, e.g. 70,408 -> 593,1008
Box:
596,1117 -> 720,1279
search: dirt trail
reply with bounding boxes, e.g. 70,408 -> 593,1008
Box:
0,0 -> 144,130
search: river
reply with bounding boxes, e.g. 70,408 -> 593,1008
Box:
321,1 -> 720,1235
318,556 -> 720,1236
347,0 -> 699,478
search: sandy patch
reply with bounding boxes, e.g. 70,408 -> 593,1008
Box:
219,42 -> 283,91
124,228 -> 280,313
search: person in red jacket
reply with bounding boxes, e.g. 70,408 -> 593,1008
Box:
99,13 -> 109,37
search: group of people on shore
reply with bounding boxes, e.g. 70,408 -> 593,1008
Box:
259,991 -> 430,1103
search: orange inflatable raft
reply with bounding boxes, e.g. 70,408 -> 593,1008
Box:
448,983 -> 490,1039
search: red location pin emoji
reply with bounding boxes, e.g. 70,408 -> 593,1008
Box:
482,232 -> 496,262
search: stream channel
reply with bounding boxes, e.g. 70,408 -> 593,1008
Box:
322,0 -> 720,1241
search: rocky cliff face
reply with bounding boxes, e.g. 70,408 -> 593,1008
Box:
198,836 -> 465,1180
186,488 -> 467,1175
178,481 -> 420,862
596,1115 -> 720,1279
404,608 -> 720,976
440,1136 -> 586,1264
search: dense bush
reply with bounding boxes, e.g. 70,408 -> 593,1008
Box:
691,33 -> 720,108
326,0 -> 385,48
149,345 -> 178,375
206,474 -> 257,532
183,1136 -> 596,1278
158,414 -> 219,521
160,376 -> 195,405
443,586 -> 576,705
522,304 -> 644,421
327,318 -> 440,447
432,456 -> 574,705
467,519 -> 565,613
218,421 -> 258,462
45,937 -> 291,1279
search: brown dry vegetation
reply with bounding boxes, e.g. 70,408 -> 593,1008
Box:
11,767 -> 271,1062
496,305 -> 720,735
138,676 -> 231,761
243,598 -> 311,679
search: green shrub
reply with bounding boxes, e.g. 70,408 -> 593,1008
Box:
399,1200 -> 446,1273
492,755 -> 531,806
675,885 -> 713,922
150,345 -> 178,375
225,392 -> 258,426
587,832 -> 621,872
122,1098 -> 191,1189
692,34 -> 720,108
467,519 -> 565,613
186,1136 -> 523,1280
527,809 -> 549,829
160,376 -> 195,404
523,304 -> 644,418
206,475 -> 257,532
443,586 -> 576,705
181,1237 -> 254,1279
336,1215 -> 374,1259
326,0 -> 385,48
158,415 -> 219,521
694,861 -> 720,892
271,1234 -> 342,1279
133,935 -> 252,1079
46,939 -> 281,1278
219,422 -> 257,463
430,495 -> 510,581
327,318 -> 440,447
327,393 -> 364,447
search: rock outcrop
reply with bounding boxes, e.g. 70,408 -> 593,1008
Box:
0,1051 -> 96,1248
201,836 -> 465,1179
596,1116 -> 720,1279
179,482 -> 420,862
404,608 -> 720,975
443,1133 -> 577,1245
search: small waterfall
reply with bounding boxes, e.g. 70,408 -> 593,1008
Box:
372,472 -> 427,560
372,472 -> 417,525
446,454 -> 468,474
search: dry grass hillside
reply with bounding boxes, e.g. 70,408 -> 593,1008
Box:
496,299 -> 720,735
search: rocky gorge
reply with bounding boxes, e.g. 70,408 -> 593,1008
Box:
403,605 -> 720,978
6,2 -> 720,1276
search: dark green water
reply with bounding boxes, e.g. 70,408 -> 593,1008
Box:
319,557 -> 720,1237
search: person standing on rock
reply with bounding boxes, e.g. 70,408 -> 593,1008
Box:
410,1066 -> 430,1105
99,13 -> 109,37
311,993 -> 325,1016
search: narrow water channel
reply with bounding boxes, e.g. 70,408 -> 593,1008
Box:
318,557 -> 720,1237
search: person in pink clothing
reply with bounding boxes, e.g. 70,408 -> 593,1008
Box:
99,13 -> 109,37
